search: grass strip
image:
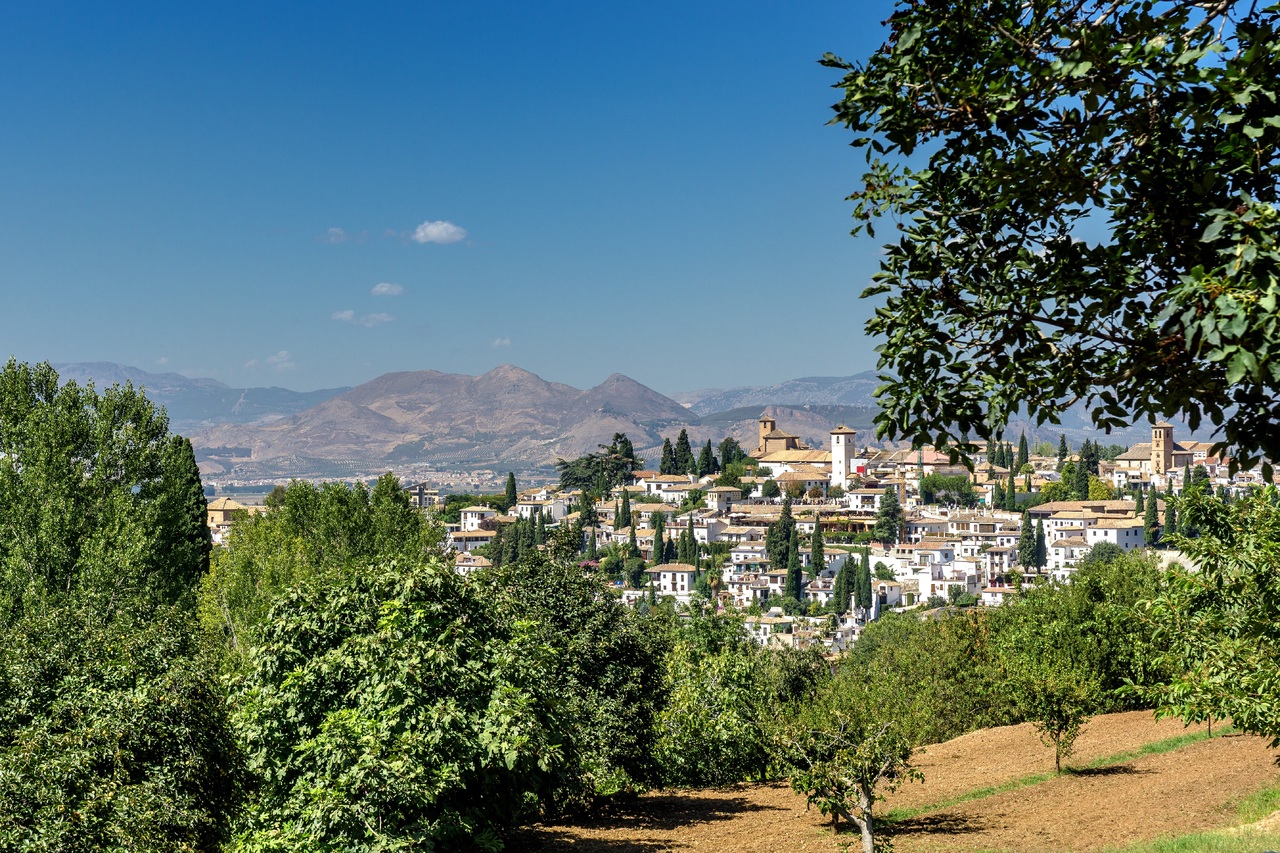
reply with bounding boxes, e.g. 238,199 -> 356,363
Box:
884,726 -> 1229,824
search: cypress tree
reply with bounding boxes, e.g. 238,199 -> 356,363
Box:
504,472 -> 517,510
628,524 -> 639,560
1006,468 -> 1018,510
1164,495 -> 1177,543
834,560 -> 850,614
1057,434 -> 1069,470
1135,487 -> 1145,513
660,438 -> 676,475
651,512 -> 666,564
1182,463 -> 1192,495
491,526 -> 505,567
872,488 -> 902,545
618,490 -> 632,530
697,441 -> 717,477
1072,457 -> 1090,500
993,479 -> 1006,508
810,525 -> 825,574
1017,510 -> 1036,568
856,547 -> 873,610
1145,493 -> 1161,546
587,531 -> 598,560
1034,519 -> 1047,569
535,511 -> 545,546
1016,432 -> 1029,471
674,429 -> 695,474
154,435 -> 212,597
786,529 -> 802,601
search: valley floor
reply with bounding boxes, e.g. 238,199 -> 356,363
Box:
512,711 -> 1280,853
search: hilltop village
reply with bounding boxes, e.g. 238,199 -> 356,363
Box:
207,415 -> 1250,654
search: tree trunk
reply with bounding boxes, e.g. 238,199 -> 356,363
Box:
857,784 -> 876,853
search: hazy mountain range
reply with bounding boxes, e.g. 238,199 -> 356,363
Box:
51,362 -> 1217,481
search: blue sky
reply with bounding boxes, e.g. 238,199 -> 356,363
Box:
0,1 -> 899,394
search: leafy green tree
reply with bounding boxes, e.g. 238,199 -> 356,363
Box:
1142,488 -> 1280,743
826,0 -> 1280,472
1004,647 -> 1101,773
920,473 -> 977,507
0,360 -> 204,616
653,616 -> 770,786
761,478 -> 781,499
234,559 -> 562,851
872,488 -> 902,546
199,479 -> 444,671
0,600 -> 245,851
475,549 -> 666,808
719,437 -> 747,468
775,663 -> 920,852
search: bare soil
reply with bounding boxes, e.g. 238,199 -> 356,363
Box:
511,711 -> 1280,853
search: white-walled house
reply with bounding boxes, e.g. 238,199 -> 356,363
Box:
460,506 -> 497,532
644,563 -> 699,602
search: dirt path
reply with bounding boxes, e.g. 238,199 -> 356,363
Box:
512,712 -> 1280,853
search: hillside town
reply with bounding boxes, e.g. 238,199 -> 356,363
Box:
207,415 -> 1254,655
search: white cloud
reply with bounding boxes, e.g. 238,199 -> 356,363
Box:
371,282 -> 404,296
333,309 -> 394,328
243,358 -> 259,368
266,350 -> 295,371
412,219 -> 467,244
155,356 -> 169,366
491,337 -> 511,348
324,227 -> 349,244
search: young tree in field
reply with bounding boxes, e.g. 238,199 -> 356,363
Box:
775,670 -> 921,853
825,0 -> 1280,474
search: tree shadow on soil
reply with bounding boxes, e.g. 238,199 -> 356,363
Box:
508,789 -> 788,850
883,812 -> 985,839
1067,764 -> 1148,777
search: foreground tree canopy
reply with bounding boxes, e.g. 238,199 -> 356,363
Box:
826,1 -> 1280,472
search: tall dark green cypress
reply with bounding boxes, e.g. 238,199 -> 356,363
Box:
534,511 -> 545,545
1057,434 -> 1069,470
1072,458 -> 1090,500
1016,432 -> 1029,471
810,525 -> 825,574
1135,488 -> 1145,513
1164,494 -> 1177,541
587,531 -> 598,560
1034,519 -> 1047,569
504,472 -> 517,510
1006,468 -> 1018,510
618,490 -> 632,530
1145,493 -> 1161,546
651,512 -> 666,564
660,438 -> 676,475
153,435 -> 212,601
697,441 -> 717,477
674,429 -> 695,474
833,560 -> 851,613
856,547 -> 873,611
1017,510 -> 1036,568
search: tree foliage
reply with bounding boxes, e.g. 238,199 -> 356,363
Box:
825,1 -> 1280,472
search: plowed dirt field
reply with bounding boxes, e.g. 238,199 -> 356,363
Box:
511,711 -> 1280,852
